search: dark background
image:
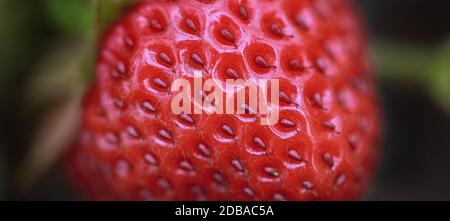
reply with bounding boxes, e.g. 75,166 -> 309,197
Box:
1,0 -> 450,200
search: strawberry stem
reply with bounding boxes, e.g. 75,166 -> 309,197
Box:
374,40 -> 436,84
374,38 -> 450,112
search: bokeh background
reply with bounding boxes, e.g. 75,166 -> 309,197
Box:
0,0 -> 449,200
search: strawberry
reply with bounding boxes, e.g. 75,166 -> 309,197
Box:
67,0 -> 382,200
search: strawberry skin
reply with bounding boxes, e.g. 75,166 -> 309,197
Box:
68,0 -> 382,200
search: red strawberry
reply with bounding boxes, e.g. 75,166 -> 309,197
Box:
67,0 -> 382,200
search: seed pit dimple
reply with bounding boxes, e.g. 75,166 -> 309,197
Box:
126,126 -> 141,138
158,129 -> 173,141
289,59 -> 304,71
111,62 -> 127,78
238,5 -> 249,20
243,187 -> 254,197
192,184 -> 205,195
179,113 -> 195,125
124,37 -> 135,49
221,124 -> 235,137
157,178 -> 171,190
150,19 -> 163,31
288,149 -> 302,161
323,122 -> 336,131
231,158 -> 245,172
279,91 -> 292,104
184,18 -> 198,33
179,159 -> 195,171
225,67 -> 239,79
152,77 -> 169,89
334,173 -> 347,187
273,193 -> 286,201
348,134 -> 358,150
158,52 -> 173,66
144,153 -> 157,165
104,132 -> 119,145
253,136 -> 266,149
316,57 -> 327,73
197,143 -> 211,157
295,14 -> 309,31
322,152 -> 334,168
116,62 -> 126,74
142,101 -> 156,113
264,166 -> 280,177
312,93 -> 324,108
270,23 -> 284,36
213,172 -> 227,184
302,180 -> 315,190
113,98 -> 124,109
115,159 -> 131,178
245,42 -> 276,74
220,28 -> 235,43
279,118 -> 296,128
254,55 -> 270,68
190,52 -> 205,66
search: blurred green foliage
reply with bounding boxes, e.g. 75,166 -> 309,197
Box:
2,0 -> 136,197
0,0 -> 43,97
0,0 -> 47,200
47,0 -> 95,39
46,0 -> 135,39
375,39 -> 450,112
431,40 -> 450,112
45,0 -> 135,81
97,0 -> 136,32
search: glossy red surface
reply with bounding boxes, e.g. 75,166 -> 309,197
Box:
68,0 -> 382,200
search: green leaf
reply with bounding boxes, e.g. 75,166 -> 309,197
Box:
96,0 -> 136,33
46,0 -> 95,39
374,38 -> 450,113
46,0 -> 136,58
374,41 -> 434,85
47,0 -> 137,81
18,0 -> 137,191
430,40 -> 450,112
